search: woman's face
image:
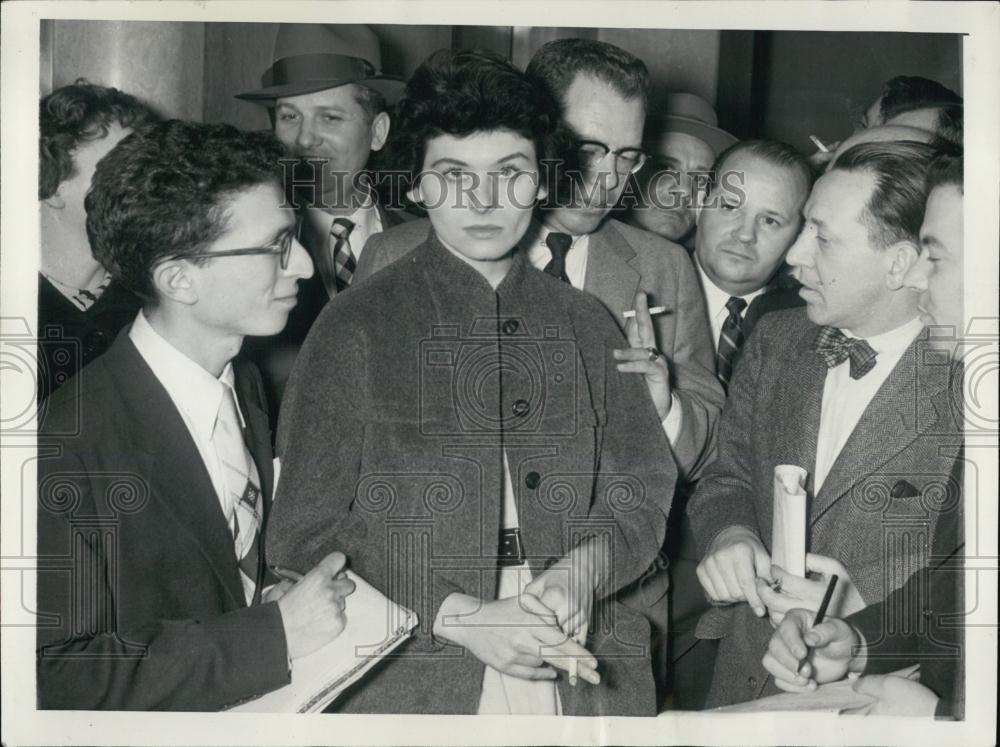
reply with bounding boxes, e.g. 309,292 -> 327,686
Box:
410,129 -> 545,283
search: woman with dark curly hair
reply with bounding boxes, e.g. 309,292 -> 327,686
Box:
37,80 -> 158,402
268,49 -> 675,716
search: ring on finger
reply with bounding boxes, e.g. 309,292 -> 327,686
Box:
646,346 -> 663,362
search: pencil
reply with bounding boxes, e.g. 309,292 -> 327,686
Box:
622,306 -> 669,319
797,574 -> 838,675
271,565 -> 304,583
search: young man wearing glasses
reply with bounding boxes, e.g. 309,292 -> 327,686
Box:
36,121 -> 355,710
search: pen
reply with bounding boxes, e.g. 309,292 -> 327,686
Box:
797,573 -> 838,675
622,305 -> 669,319
271,565 -> 304,583
809,135 -> 830,153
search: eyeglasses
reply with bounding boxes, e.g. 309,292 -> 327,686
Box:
174,220 -> 301,270
575,140 -> 648,175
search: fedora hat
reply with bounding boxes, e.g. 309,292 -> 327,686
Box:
645,93 -> 737,157
236,24 -> 405,104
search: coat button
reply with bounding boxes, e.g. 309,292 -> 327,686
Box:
512,399 -> 530,416
525,471 -> 541,489
748,676 -> 758,689
501,319 -> 519,335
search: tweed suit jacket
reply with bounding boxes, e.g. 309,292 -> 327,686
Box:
686,308 -> 964,708
356,216 -> 724,481
36,331 -> 289,710
268,234 -> 677,715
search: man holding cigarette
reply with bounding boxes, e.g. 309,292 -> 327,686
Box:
36,121 -> 354,710
687,141 -> 964,708
760,151 -> 966,718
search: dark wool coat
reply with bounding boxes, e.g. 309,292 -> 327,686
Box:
268,234 -> 677,715
687,307 -> 964,708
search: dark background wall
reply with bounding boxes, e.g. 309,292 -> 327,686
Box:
41,21 -> 962,154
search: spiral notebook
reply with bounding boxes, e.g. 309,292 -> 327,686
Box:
228,570 -> 417,713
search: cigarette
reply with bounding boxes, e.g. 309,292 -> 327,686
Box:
809,135 -> 830,153
569,621 -> 590,686
622,305 -> 669,319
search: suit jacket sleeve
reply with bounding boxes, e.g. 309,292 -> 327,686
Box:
686,310 -> 768,557
652,246 -> 725,482
36,446 -> 290,711
588,324 -> 676,598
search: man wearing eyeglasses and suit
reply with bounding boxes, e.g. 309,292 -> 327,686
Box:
36,121 -> 354,711
353,39 -> 724,709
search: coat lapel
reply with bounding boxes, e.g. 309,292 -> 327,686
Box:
772,324 -> 826,498
583,222 -> 642,329
110,334 -> 247,607
810,331 -> 950,523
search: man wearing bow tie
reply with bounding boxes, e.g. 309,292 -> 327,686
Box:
687,140 -> 965,708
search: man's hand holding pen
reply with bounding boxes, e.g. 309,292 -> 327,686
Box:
273,551 -> 356,660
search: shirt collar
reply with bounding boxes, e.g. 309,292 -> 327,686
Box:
128,311 -> 241,442
843,315 -> 925,355
694,256 -> 767,319
527,221 -> 588,264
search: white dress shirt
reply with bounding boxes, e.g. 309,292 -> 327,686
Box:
527,224 -> 683,444
129,311 -> 245,529
305,191 -> 383,263
813,316 -> 925,492
695,261 -> 766,354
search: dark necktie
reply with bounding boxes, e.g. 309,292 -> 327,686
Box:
813,326 -> 878,379
326,217 -> 356,294
543,232 -> 573,284
716,296 -> 748,393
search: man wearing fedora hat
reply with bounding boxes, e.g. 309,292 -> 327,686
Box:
628,93 -> 737,252
237,24 -> 414,412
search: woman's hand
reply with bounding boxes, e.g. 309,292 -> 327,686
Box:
433,592 -> 600,684
523,542 -> 601,637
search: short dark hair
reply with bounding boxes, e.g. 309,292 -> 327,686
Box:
85,120 -> 287,302
879,75 -> 962,123
829,140 -> 938,250
384,48 -> 565,180
931,105 -> 963,147
926,151 -> 964,195
526,38 -> 650,113
712,139 -> 814,199
39,79 -> 158,200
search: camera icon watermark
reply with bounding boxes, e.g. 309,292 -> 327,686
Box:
1,317 -> 83,436
418,318 -> 578,436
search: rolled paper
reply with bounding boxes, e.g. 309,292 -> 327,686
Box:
772,465 -> 808,578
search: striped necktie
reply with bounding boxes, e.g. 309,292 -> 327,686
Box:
543,232 -> 573,284
326,217 -> 356,295
214,384 -> 263,605
716,296 -> 748,393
